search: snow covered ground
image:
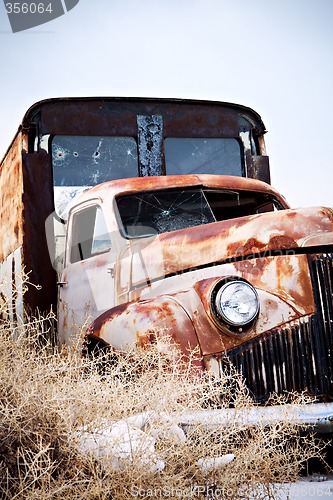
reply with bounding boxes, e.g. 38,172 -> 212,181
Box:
72,412 -> 333,499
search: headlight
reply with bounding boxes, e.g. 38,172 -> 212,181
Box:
211,277 -> 259,331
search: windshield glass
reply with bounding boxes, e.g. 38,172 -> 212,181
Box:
117,189 -> 216,238
116,188 -> 282,238
164,138 -> 243,176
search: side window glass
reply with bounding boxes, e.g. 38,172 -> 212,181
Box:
91,207 -> 112,255
70,206 -> 111,263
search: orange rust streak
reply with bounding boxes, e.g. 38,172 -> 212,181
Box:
87,302 -> 131,338
0,135 -> 24,261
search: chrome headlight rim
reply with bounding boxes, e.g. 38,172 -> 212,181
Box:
210,276 -> 260,333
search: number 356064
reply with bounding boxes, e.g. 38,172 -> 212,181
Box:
5,3 -> 53,14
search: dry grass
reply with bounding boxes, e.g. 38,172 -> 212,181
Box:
0,309 -> 329,499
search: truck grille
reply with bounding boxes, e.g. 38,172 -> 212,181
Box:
222,253 -> 333,403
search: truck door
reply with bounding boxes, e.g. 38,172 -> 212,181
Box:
58,202 -> 115,346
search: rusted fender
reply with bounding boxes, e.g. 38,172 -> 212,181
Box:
87,295 -> 203,371
87,267 -> 310,361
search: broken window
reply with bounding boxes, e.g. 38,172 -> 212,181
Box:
116,189 -> 216,238
52,136 -> 138,186
49,136 -> 138,219
164,138 -> 243,176
204,190 -> 283,220
116,188 -> 283,238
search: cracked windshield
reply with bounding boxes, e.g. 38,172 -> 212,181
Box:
116,189 -> 216,237
117,188 -> 282,238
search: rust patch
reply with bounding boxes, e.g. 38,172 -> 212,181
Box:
275,257 -> 294,287
284,210 -> 298,218
14,222 -> 19,239
136,330 -> 158,348
230,237 -> 267,258
88,295 -> 203,371
0,134 -> 24,262
280,256 -> 314,313
132,299 -> 196,354
135,300 -> 176,323
88,302 -> 131,338
233,256 -> 267,276
269,235 -> 298,249
227,235 -> 298,260
193,277 -> 222,303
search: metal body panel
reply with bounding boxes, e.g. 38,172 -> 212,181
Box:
0,134 -> 24,262
21,152 -> 57,313
89,255 -> 314,355
75,173 -> 285,206
0,138 -> 56,316
88,295 -> 203,371
0,247 -> 23,326
58,250 -> 116,346
21,97 -> 267,142
128,206 -> 333,287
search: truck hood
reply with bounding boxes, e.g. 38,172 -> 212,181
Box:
129,206 -> 333,285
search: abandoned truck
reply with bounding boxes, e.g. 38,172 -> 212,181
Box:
1,97 -> 333,429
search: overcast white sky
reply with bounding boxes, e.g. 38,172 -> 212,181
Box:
0,0 -> 332,208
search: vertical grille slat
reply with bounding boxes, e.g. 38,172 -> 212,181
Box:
272,334 -> 283,393
281,327 -> 290,392
297,325 -> 308,390
291,326 -> 300,390
302,321 -> 314,393
324,257 -> 333,385
221,253 -> 333,403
